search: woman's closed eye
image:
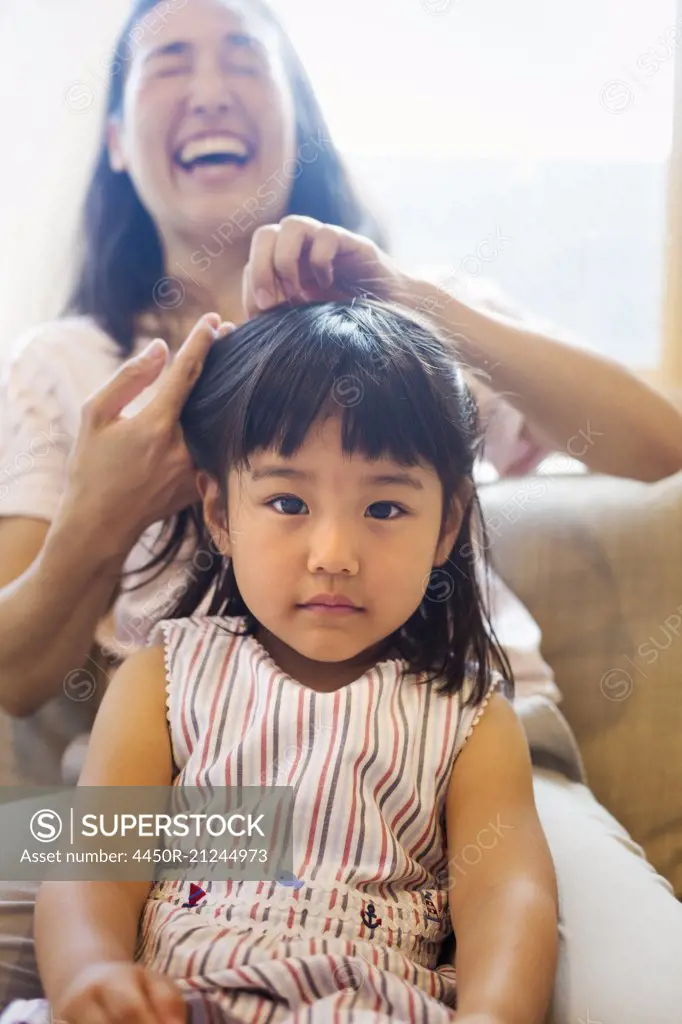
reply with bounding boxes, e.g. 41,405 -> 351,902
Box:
222,35 -> 267,75
265,496 -> 408,520
145,43 -> 193,78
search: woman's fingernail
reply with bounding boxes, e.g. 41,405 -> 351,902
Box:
139,338 -> 166,361
255,289 -> 273,309
205,312 -> 221,327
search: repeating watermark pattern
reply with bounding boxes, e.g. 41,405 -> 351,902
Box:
418,419 -> 606,596
0,424 -> 73,504
599,602 -> 682,702
153,276 -> 186,311
419,228 -> 513,311
63,669 -> 98,704
155,130 -> 334,311
332,958 -> 367,991
600,80 -> 635,115
423,567 -> 456,603
331,374 -> 364,409
435,814 -> 515,888
63,80 -> 97,115
600,17 -> 682,114
420,0 -> 458,15
100,532 -> 226,664
63,0 -> 190,115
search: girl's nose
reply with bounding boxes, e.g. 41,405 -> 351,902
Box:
306,525 -> 359,577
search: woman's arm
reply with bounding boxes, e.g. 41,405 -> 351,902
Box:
0,512 -> 127,717
34,644 -> 183,1023
411,278 -> 682,483
446,692 -> 558,1024
0,313 -> 226,718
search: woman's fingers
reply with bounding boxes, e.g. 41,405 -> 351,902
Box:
307,225 -> 341,290
81,313 -> 226,431
246,225 -> 286,310
244,217 -> 382,316
143,972 -> 188,1024
83,339 -> 170,429
272,218 -> 315,298
151,312 -> 226,414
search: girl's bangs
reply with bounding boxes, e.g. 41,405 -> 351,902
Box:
230,326 -> 450,474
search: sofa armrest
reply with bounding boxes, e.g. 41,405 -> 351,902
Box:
480,469 -> 682,893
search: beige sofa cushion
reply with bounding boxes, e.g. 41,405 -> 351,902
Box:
480,468 -> 682,895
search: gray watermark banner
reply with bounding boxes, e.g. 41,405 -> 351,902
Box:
0,787 -> 293,882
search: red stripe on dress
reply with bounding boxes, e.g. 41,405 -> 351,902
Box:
407,979 -> 417,1021
227,929 -> 253,969
300,689 -> 342,876
337,676 -> 375,875
410,693 -> 455,856
390,684 -> 427,834
259,668 -> 276,782
194,625 -> 240,782
357,675 -> 402,892
177,621 -> 208,761
225,650 -> 262,788
282,957 -> 309,1003
285,686 -> 307,776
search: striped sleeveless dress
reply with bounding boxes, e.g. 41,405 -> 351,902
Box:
135,615 -> 501,1024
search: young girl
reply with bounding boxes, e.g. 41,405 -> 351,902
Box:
28,300 -> 558,1024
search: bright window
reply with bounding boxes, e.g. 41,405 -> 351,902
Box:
0,0 -> 677,378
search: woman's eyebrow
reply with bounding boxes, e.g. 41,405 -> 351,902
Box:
143,33 -> 261,64
143,40 -> 191,64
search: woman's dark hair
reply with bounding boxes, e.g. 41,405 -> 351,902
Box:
64,0 -> 387,357
132,299 -> 514,705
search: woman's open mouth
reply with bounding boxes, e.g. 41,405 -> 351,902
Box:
173,133 -> 254,185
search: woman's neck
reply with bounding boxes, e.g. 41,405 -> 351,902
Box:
157,230 -> 253,352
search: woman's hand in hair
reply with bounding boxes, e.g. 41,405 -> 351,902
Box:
243,215 -> 414,316
62,313 -> 234,559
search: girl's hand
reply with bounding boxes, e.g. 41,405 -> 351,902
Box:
62,313 -> 234,559
53,962 -> 186,1023
242,215 -> 414,317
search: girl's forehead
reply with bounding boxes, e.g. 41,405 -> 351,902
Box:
130,0 -> 272,57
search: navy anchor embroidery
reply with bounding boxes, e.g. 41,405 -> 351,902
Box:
360,900 -> 382,936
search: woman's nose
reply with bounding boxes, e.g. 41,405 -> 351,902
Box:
187,62 -> 237,116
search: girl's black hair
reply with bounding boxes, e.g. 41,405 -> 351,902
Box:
131,299 -> 514,705
64,0 -> 387,357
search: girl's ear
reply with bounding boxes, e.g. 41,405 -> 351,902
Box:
107,117 -> 127,173
196,471 -> 232,557
433,478 -> 474,567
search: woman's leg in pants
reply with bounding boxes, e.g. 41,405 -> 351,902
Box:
534,768 -> 682,1024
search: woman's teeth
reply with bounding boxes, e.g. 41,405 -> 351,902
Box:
176,135 -> 250,170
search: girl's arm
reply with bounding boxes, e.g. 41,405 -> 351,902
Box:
446,692 -> 558,1024
34,645 -> 184,1024
411,278 -> 682,483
